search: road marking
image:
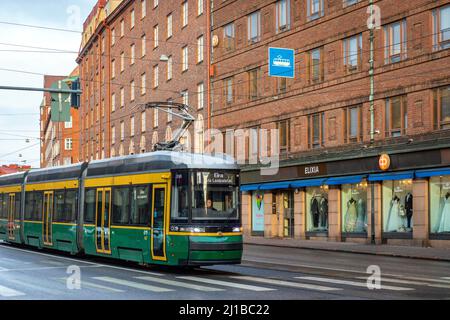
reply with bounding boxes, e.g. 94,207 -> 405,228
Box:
40,260 -> 65,266
93,277 -> 173,292
0,244 -> 164,277
0,265 -> 102,272
0,284 -> 25,297
231,276 -> 341,292
384,275 -> 450,285
136,276 -> 225,292
177,276 -> 275,292
356,276 -> 429,286
55,278 -> 125,293
296,276 -> 414,291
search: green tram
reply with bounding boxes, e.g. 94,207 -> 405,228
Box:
0,151 -> 242,266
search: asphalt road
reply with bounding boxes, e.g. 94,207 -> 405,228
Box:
0,241 -> 449,300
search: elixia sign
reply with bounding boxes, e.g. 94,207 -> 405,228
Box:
297,163 -> 327,178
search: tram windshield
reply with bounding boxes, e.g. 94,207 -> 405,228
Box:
171,171 -> 239,222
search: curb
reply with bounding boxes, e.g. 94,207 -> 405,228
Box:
244,241 -> 450,262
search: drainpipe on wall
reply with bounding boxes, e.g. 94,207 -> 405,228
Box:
369,0 -> 376,245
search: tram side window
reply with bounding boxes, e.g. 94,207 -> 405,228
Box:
54,191 -> 65,222
14,193 -> 21,219
113,187 -> 130,225
33,192 -> 43,221
130,186 -> 151,226
0,194 -> 6,219
65,190 -> 78,222
25,192 -> 34,220
171,172 -> 189,222
84,189 -> 96,223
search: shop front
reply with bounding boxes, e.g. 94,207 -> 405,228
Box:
240,147 -> 450,248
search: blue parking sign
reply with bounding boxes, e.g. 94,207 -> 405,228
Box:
268,47 -> 295,79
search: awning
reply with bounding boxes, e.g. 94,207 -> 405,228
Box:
259,181 -> 291,191
240,184 -> 261,192
290,178 -> 327,188
368,171 -> 415,182
415,168 -> 450,179
325,175 -> 366,186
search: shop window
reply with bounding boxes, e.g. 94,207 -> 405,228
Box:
433,86 -> 450,130
384,20 -> 407,64
344,105 -> 363,143
308,112 -> 325,149
306,186 -> 328,232
343,34 -> 362,73
385,96 -> 407,137
342,181 -> 368,233
251,191 -> 265,236
430,176 -> 450,234
382,179 -> 413,233
433,5 -> 450,51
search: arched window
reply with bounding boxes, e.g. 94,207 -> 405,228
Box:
194,114 -> 204,154
140,135 -> 146,153
119,144 -> 124,156
129,140 -> 135,155
152,131 -> 159,150
165,127 -> 172,141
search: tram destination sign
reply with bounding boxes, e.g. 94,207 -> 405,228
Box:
196,172 -> 236,185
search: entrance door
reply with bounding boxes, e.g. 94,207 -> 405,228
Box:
283,191 -> 294,238
7,194 -> 15,241
95,188 -> 112,254
43,191 -> 54,246
151,185 -> 167,261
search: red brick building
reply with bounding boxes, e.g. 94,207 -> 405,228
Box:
77,0 -> 211,161
0,164 -> 31,176
40,69 -> 80,168
211,0 -> 450,247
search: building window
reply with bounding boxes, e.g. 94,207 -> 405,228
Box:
344,105 -> 362,143
153,25 -> 159,48
182,1 -> 188,27
433,5 -> 450,51
153,65 -> 159,88
225,77 -> 233,104
153,108 -> 159,128
120,19 -> 124,37
130,80 -> 135,101
197,35 -> 204,63
277,120 -> 290,154
167,98 -> 173,123
224,23 -> 235,51
112,126 -> 116,144
181,90 -> 189,106
167,55 -> 173,80
154,0 -> 158,8
343,34 -> 363,73
342,181 -> 368,233
198,0 -> 203,16
308,47 -> 324,83
130,44 -> 135,65
382,179 -> 413,233
141,35 -> 146,57
120,87 -> 125,108
248,68 -> 259,100
433,86 -> 450,130
141,111 -> 146,132
385,95 -> 407,137
141,73 -> 146,95
111,93 -> 116,112
130,116 -> 135,137
111,28 -> 116,45
111,59 -> 116,78
65,116 -> 73,129
343,0 -> 360,7
276,0 -> 290,33
131,9 -> 135,29
182,46 -> 188,71
120,121 -> 125,141
384,20 -> 407,64
307,0 -> 324,21
248,11 -> 261,44
277,77 -> 287,94
308,113 -> 325,149
167,14 -> 173,38
306,186 -> 329,232
64,138 -> 73,151
197,83 -> 204,110
120,52 -> 125,72
430,176 -> 450,234
142,0 -> 146,18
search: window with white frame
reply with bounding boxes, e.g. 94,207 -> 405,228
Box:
276,0 -> 290,32
182,46 -> 188,71
120,121 -> 125,141
141,111 -> 146,132
130,44 -> 135,64
142,0 -> 146,18
224,23 -> 235,51
384,20 -> 407,64
120,52 -> 125,72
130,80 -> 135,101
65,138 -> 73,151
154,25 -> 159,48
111,59 -> 116,78
433,5 -> 450,51
307,0 -> 324,21
343,34 -> 362,72
343,0 -> 360,7
112,93 -> 116,111
182,1 -> 188,27
167,14 -> 173,38
141,73 -> 146,95
111,28 -> 116,45
120,87 -> 125,107
120,19 -> 124,37
197,83 -> 204,110
141,34 -> 146,56
248,11 -> 261,43
167,99 -> 173,122
130,116 -> 135,137
198,0 -> 203,16
167,55 -> 173,80
153,108 -> 159,128
131,9 -> 135,29
153,65 -> 159,88
65,116 -> 73,129
154,0 -> 158,8
112,125 -> 116,144
197,35 -> 204,63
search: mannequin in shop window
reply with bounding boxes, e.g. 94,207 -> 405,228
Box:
355,198 -> 367,232
405,193 -> 413,229
345,198 -> 358,232
310,194 -> 320,230
318,196 -> 328,230
438,192 -> 450,233
386,195 -> 403,232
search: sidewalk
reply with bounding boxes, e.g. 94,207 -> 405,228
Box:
244,236 -> 450,262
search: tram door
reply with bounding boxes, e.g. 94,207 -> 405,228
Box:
151,185 -> 167,261
7,194 -> 15,241
43,191 -> 54,246
95,188 -> 112,254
